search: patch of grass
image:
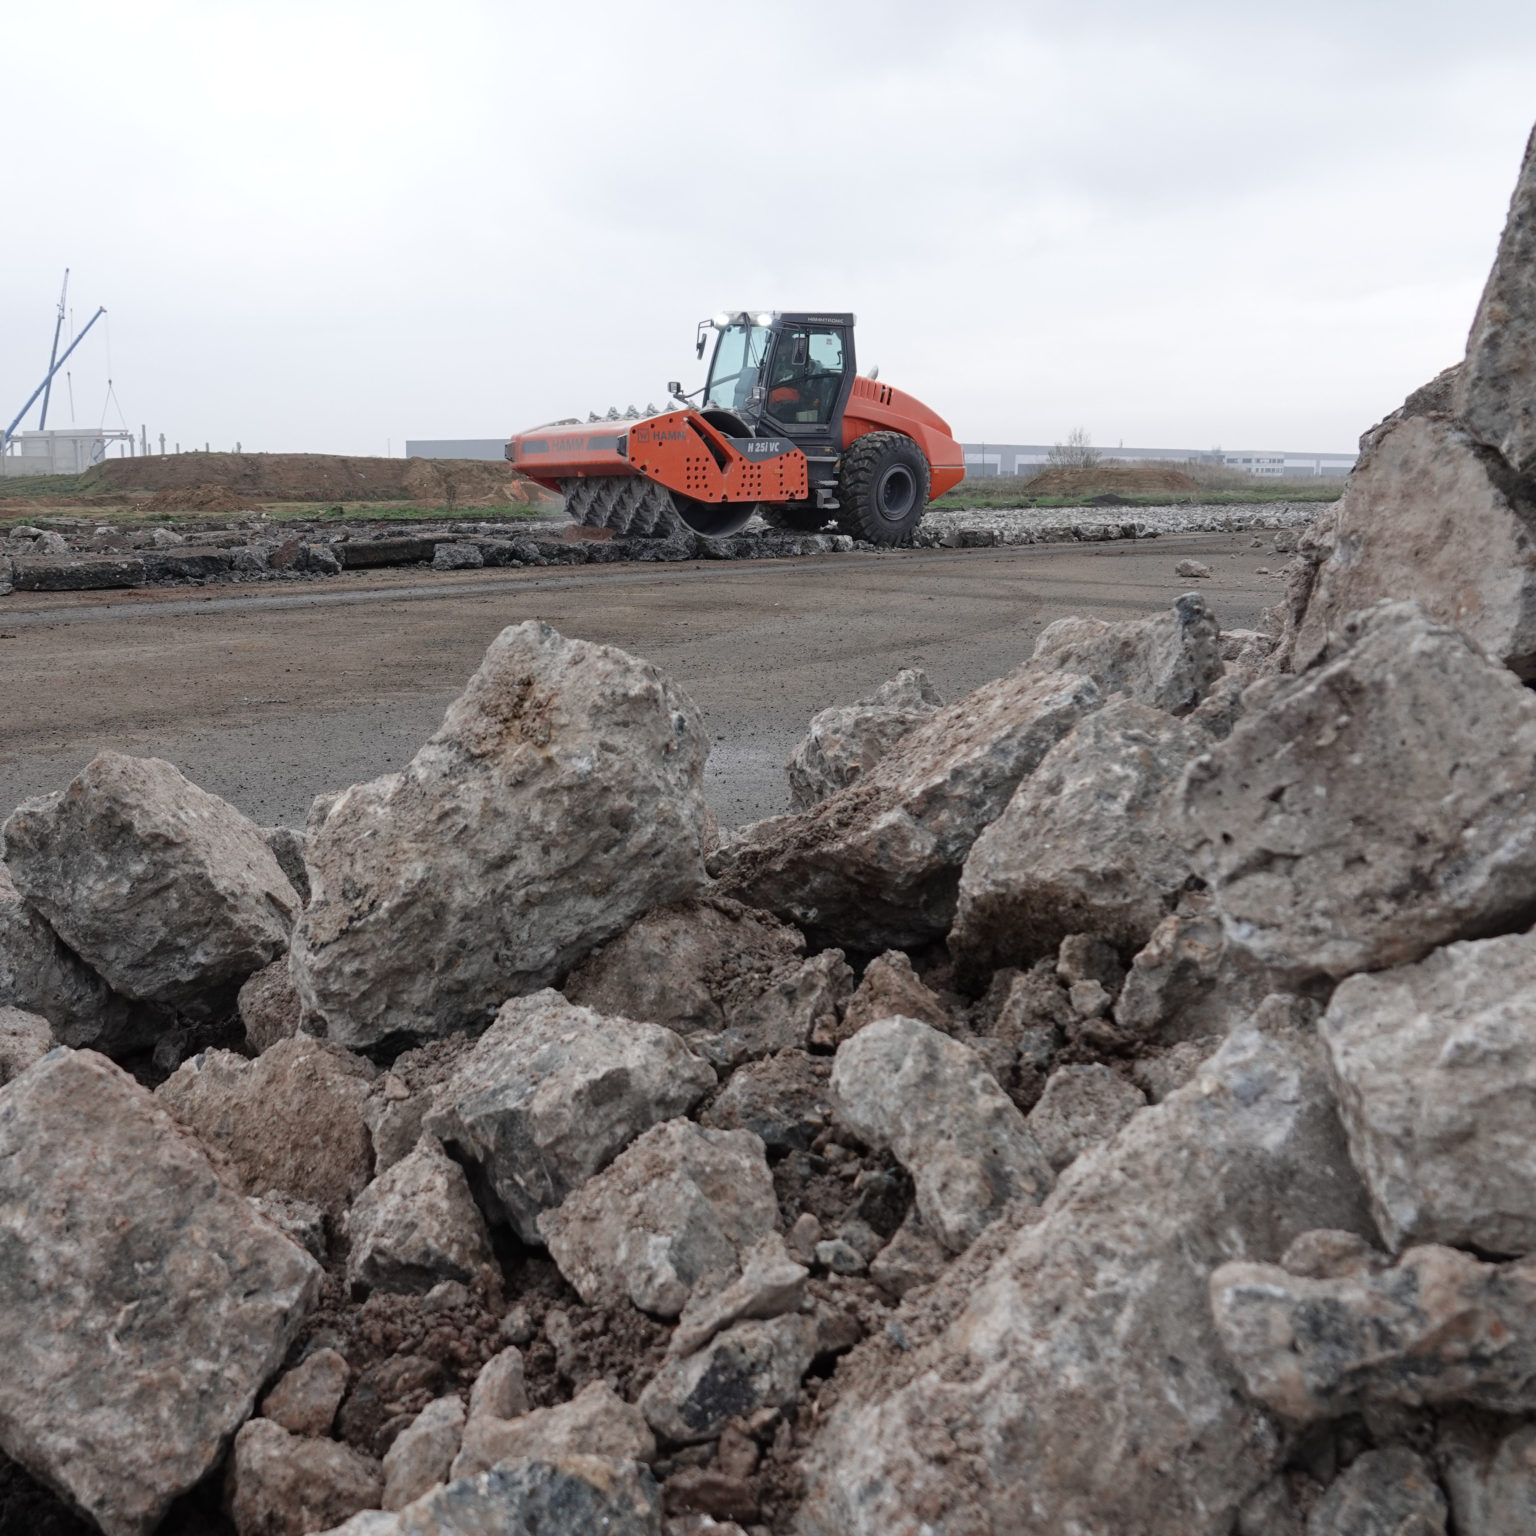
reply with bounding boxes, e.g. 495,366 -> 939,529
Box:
0,471 -> 94,498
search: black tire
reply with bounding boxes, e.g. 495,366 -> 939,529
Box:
758,500 -> 829,533
835,432 -> 930,544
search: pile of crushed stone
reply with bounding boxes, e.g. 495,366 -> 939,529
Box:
0,120 -> 1533,1536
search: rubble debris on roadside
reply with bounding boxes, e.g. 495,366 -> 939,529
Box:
0,498 -> 1323,600
0,121 -> 1531,1536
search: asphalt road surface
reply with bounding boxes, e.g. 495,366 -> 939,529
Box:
0,532 -> 1281,830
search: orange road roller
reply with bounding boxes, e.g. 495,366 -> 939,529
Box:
504,310 -> 965,545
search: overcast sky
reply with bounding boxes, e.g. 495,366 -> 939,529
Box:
3,0 -> 1533,458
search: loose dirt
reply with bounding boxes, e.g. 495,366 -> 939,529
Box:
4,453 -> 550,511
144,485 -> 258,514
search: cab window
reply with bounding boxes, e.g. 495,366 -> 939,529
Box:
704,322 -> 774,412
767,327 -> 845,424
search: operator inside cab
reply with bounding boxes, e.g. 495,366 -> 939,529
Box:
767,327 -> 845,424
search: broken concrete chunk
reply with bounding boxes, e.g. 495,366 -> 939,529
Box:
816,1237 -> 866,1274
951,698 -> 1205,976
867,1208 -> 949,1298
0,1007 -> 52,1085
1279,1226 -> 1385,1280
1440,1417 -> 1536,1536
290,621 -> 710,1046
698,1048 -> 831,1153
466,1348 -> 527,1425
432,542 -> 484,571
787,667 -> 944,809
1112,896 -> 1268,1045
1212,1241 -> 1536,1420
250,1192 -> 327,1262
1029,593 -> 1225,715
639,1313 -> 817,1445
0,861 -> 127,1048
1455,123 -> 1536,477
564,896 -> 847,1065
709,667 -> 1100,952
238,956 -> 303,1053
0,1049 -> 321,1536
1132,1037 -> 1222,1103
1181,602 -> 1536,982
261,825 -> 312,905
261,1347 -> 351,1438
363,1035 -> 477,1179
156,1033 -> 376,1216
1306,1448 -> 1446,1536
839,949 -> 951,1041
538,1119 -> 778,1318
1235,1477 -> 1307,1536
1320,928 -> 1536,1256
1056,932 -> 1126,994
2,752 -> 299,1004
1292,416 -> 1536,677
346,1136 -> 496,1297
449,1382 -> 655,1480
562,894 -> 805,1037
831,1015 -> 1053,1252
424,989 -> 714,1244
983,963 -> 1074,1056
230,1417 -> 382,1536
1025,1064 -> 1147,1172
703,948 -> 852,1067
383,1395 -> 466,1511
796,1019 -> 1375,1536
8,553 -> 146,591
668,1233 -> 809,1358
319,1456 -> 664,1536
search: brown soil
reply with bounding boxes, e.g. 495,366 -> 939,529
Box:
145,484 -> 257,514
1026,465 -> 1199,495
77,453 -> 544,508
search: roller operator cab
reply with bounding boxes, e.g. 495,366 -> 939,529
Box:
504,310 -> 965,546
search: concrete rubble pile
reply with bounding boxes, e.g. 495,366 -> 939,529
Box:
0,124 -> 1533,1536
0,519 -> 870,597
0,507 -> 1321,603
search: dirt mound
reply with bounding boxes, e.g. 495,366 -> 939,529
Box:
81,453 -> 544,508
1026,465 -> 1199,496
145,485 -> 256,514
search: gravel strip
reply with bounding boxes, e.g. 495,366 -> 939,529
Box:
911,500 -> 1322,547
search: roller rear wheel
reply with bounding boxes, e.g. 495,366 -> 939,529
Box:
835,432 -> 930,545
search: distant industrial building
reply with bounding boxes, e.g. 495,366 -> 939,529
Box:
0,427 -> 137,477
403,439 -> 509,461
960,443 -> 1357,478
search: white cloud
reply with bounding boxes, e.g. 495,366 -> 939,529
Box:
1,0 -> 1532,455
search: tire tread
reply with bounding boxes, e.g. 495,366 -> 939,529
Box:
834,432 -> 930,544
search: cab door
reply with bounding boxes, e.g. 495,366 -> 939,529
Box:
762,322 -> 856,444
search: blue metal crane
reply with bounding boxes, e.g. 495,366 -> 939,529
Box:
2,303 -> 107,459
38,269 -> 69,431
